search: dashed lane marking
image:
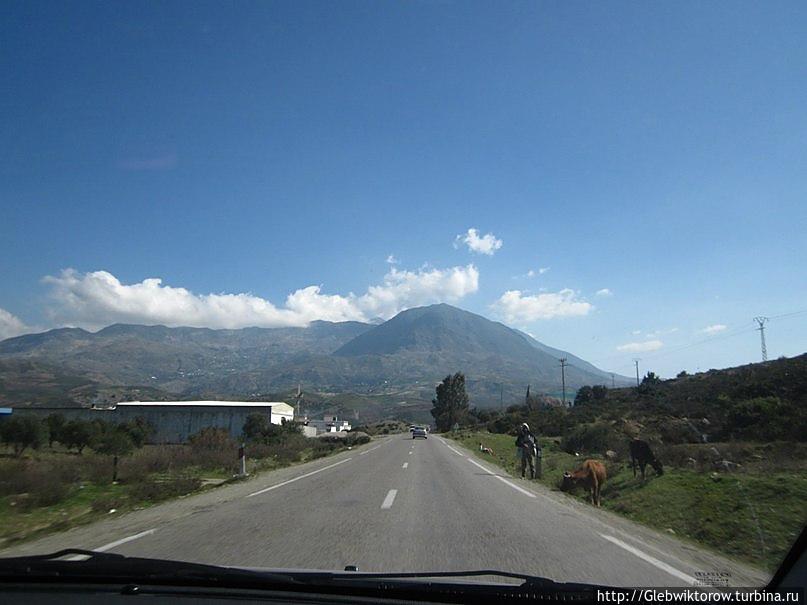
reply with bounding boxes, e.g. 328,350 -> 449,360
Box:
381,489 -> 398,509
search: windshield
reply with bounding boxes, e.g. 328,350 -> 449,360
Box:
1,0 -> 805,591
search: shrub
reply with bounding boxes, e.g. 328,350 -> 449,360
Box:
0,416 -> 49,456
560,421 -> 623,455
130,476 -> 201,503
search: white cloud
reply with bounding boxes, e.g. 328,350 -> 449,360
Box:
42,266 -> 480,330
515,267 -> 549,279
0,308 -> 30,340
595,288 -> 613,297
616,340 -> 664,353
455,228 -> 503,256
631,329 -> 642,335
491,289 -> 593,323
386,254 -> 399,265
701,324 -> 727,335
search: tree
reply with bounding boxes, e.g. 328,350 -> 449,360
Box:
118,417 -> 153,447
574,386 -> 594,406
591,385 -> 608,401
242,413 -> 269,441
46,413 -> 66,448
60,419 -> 100,454
93,428 -> 135,482
676,370 -> 689,379
638,371 -> 662,394
0,416 -> 48,456
431,372 -> 470,432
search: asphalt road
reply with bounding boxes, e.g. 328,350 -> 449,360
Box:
0,435 -> 768,587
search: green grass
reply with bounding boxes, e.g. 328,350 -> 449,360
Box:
452,431 -> 807,573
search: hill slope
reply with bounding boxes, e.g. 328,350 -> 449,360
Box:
0,304 -> 628,406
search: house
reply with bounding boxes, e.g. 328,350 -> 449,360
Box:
306,414 -> 352,435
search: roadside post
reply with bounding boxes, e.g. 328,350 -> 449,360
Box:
535,444 -> 542,480
238,442 -> 248,477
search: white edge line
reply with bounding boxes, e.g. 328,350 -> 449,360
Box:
65,529 -> 156,561
467,458 -> 536,498
246,457 -> 352,498
600,534 -> 696,585
381,489 -> 398,509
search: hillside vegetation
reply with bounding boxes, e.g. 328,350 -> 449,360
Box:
452,354 -> 807,572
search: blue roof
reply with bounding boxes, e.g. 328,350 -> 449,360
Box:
0,408 -> 12,415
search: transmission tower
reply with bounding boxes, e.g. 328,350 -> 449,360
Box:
633,359 -> 641,388
559,357 -> 568,406
754,317 -> 768,361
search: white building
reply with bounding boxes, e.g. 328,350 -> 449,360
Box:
112,400 -> 295,443
306,414 -> 352,434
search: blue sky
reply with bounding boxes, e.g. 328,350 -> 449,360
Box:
1,1 -> 805,377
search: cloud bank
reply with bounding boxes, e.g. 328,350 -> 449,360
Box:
0,308 -> 30,340
701,324 -> 727,335
616,340 -> 664,353
455,228 -> 503,256
42,265 -> 480,330
491,289 -> 593,323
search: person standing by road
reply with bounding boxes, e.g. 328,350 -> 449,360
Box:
515,423 -> 537,479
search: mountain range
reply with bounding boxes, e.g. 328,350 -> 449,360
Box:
0,304 -> 630,411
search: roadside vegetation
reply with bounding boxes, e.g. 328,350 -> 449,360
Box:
439,355 -> 807,573
0,413 -> 369,548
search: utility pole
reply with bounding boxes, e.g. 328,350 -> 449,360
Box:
559,357 -> 568,406
754,316 -> 768,361
633,359 -> 641,388
610,373 -> 615,388
499,383 -> 504,411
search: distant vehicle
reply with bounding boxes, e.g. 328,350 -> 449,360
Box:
412,427 -> 427,439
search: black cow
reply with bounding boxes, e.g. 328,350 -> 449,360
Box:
629,439 -> 663,480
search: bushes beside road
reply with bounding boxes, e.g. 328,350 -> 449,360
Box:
0,413 -> 359,547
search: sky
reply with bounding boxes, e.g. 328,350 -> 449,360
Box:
1,1 -> 806,378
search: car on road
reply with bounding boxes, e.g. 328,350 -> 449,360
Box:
412,426 -> 427,439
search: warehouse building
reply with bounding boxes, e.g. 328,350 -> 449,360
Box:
12,401 -> 294,444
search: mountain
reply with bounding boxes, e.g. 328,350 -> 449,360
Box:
0,305 -> 629,408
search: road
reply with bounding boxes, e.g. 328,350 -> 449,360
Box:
0,435 -> 768,587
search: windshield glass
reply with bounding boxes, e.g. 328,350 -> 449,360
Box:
1,0 -> 805,590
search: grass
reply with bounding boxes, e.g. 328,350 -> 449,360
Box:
452,431 -> 807,573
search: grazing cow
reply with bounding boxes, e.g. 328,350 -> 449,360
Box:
479,443 -> 495,456
560,460 -> 607,507
629,438 -> 664,480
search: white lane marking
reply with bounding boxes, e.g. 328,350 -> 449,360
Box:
599,534 -> 696,585
408,451 -> 413,455
402,462 -> 409,469
359,445 -> 381,456
467,458 -> 536,499
246,458 -> 352,498
65,529 -> 156,561
381,489 -> 398,509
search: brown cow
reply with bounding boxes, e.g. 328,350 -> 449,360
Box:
560,459 -> 607,507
